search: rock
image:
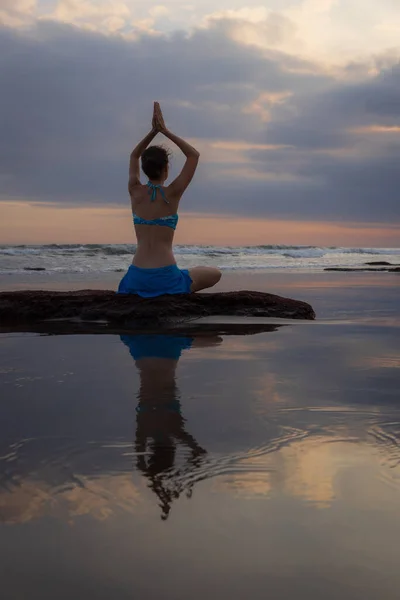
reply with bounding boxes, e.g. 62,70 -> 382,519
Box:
0,290 -> 315,330
364,261 -> 392,266
324,267 -> 400,272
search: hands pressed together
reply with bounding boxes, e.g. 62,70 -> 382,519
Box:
130,100 -> 198,160
130,100 -> 199,196
152,101 -> 168,134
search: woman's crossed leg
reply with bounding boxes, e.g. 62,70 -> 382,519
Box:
189,266 -> 221,293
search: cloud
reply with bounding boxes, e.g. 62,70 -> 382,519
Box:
0,0 -> 36,27
45,0 -> 138,34
148,5 -> 169,19
4,1 -> 400,63
0,18 -> 399,228
202,7 -> 300,55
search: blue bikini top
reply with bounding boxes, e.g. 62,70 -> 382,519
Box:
133,181 -> 178,230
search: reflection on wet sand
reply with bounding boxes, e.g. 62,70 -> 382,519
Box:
121,334 -> 221,520
0,474 -> 142,525
0,333 -> 223,525
0,327 -> 399,530
2,430 -> 399,525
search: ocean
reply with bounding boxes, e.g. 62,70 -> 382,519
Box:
1,244 -> 399,276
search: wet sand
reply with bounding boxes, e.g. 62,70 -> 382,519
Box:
0,271 -> 399,599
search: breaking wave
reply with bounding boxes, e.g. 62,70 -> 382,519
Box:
1,244 -> 399,258
0,244 -> 399,275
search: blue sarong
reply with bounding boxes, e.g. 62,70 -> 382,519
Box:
117,264 -> 192,298
120,334 -> 193,361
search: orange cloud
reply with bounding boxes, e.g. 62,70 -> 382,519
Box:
351,125 -> 400,134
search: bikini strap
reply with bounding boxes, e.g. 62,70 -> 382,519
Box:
147,181 -> 169,204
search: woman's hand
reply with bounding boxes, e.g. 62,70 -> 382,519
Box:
153,101 -> 168,133
151,102 -> 159,132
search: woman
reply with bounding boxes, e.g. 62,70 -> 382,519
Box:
118,102 -> 222,297
120,332 -> 215,519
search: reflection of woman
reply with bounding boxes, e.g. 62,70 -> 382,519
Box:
118,102 -> 221,298
121,334 -> 219,520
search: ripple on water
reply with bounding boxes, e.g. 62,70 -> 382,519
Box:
368,422 -> 400,469
2,410 -> 400,524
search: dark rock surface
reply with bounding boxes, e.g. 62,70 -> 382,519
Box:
325,267 -> 400,272
0,289 -> 315,330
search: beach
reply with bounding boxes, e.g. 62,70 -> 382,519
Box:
2,0 -> 400,595
1,254 -> 400,599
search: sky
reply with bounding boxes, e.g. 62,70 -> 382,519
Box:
0,0 -> 399,246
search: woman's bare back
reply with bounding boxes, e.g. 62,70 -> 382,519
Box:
130,183 -> 179,268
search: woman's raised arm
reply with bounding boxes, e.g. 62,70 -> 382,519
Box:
164,129 -> 200,197
154,103 -> 200,197
128,127 -> 158,193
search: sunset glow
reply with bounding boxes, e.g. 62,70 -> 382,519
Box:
1,202 -> 397,247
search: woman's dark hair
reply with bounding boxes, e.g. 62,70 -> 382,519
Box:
141,145 -> 170,180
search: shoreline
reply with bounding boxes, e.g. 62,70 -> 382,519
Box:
1,266 -> 399,288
